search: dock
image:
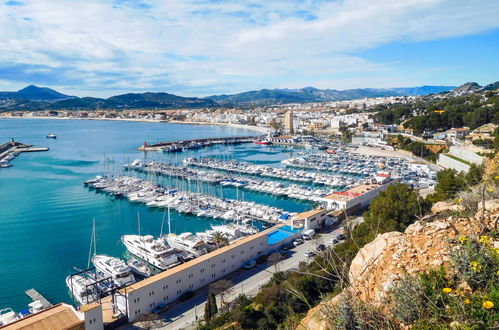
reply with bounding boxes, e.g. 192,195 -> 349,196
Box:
0,141 -> 49,165
25,288 -> 53,309
138,135 -> 260,151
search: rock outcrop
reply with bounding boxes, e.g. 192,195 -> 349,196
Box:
298,200 -> 499,329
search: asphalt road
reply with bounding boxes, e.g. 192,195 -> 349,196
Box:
126,226 -> 344,330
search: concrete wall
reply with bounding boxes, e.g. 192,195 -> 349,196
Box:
82,304 -> 103,330
437,154 -> 471,172
449,146 -> 483,165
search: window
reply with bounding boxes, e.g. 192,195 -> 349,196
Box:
163,285 -> 168,290
176,279 -> 181,284
200,268 -> 205,273
250,246 -> 254,250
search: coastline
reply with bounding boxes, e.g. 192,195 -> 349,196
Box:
0,115 -> 269,134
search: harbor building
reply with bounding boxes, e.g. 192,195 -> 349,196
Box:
291,208 -> 329,230
284,110 -> 294,134
2,303 -> 84,330
319,182 -> 392,211
72,224 -> 301,329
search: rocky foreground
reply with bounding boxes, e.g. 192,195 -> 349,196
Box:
299,200 -> 499,329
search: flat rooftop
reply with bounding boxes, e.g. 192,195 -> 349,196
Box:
324,184 -> 381,201
2,303 -> 83,330
292,208 -> 325,220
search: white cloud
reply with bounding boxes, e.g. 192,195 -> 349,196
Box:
0,0 -> 497,96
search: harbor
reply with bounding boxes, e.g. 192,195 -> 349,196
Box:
138,135 -> 260,152
0,119 -> 439,329
0,141 -> 49,168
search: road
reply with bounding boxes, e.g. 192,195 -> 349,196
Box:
127,226 -> 343,330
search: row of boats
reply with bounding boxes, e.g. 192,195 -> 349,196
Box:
183,157 -> 356,187
124,160 -> 335,202
160,137 -> 253,153
282,151 -> 438,188
0,151 -> 17,168
84,175 -> 295,222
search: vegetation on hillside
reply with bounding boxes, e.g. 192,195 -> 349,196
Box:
197,183 -> 430,329
371,89 -> 499,135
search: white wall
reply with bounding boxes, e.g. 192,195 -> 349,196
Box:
126,233 -> 269,322
449,146 -> 483,165
438,154 -> 471,172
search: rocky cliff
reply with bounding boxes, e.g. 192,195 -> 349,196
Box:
298,200 -> 499,329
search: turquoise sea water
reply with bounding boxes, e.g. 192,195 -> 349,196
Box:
0,119 -> 312,311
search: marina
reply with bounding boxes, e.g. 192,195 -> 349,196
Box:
0,141 -> 49,168
84,175 -> 296,223
0,118 -> 439,328
123,159 -> 335,202
138,135 -> 260,152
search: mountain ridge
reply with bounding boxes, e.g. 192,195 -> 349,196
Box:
0,82 -> 496,111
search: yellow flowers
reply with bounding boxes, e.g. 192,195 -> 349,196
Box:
465,299 -> 470,304
457,198 -> 463,203
442,287 -> 453,294
459,236 -> 469,244
479,235 -> 490,246
470,261 -> 483,272
483,301 -> 494,309
488,188 -> 495,192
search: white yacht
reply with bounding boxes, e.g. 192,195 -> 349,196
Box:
211,224 -> 244,240
122,235 -> 180,270
127,258 -> 151,278
165,232 -> 208,257
0,308 -> 18,326
46,133 -> 57,139
92,254 -> 136,287
65,274 -> 99,305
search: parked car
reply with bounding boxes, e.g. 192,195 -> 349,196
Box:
256,254 -> 268,264
293,238 -> 304,247
302,229 -> 315,240
304,251 -> 317,258
178,291 -> 195,302
243,259 -> 257,269
152,303 -> 169,314
316,244 -> 326,252
281,243 -> 293,251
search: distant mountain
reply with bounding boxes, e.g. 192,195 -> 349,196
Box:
0,87 -> 216,111
206,85 -> 457,106
452,82 -> 482,93
1,82 -> 497,111
0,85 -> 75,101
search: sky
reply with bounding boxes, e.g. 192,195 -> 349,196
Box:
0,0 -> 498,98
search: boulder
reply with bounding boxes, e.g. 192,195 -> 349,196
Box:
431,201 -> 452,214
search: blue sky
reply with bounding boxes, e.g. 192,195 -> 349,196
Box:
0,0 -> 498,97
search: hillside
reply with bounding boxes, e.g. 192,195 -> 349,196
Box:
0,85 -> 75,101
299,199 -> 499,329
0,84 -> 462,111
207,85 -> 456,106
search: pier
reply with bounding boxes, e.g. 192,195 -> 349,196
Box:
138,135 -> 259,151
25,288 -> 53,309
0,141 -> 49,167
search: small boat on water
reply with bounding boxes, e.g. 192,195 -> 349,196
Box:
254,139 -> 271,145
127,258 -> 151,278
46,133 -> 57,139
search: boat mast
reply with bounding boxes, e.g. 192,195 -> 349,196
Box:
168,206 -> 171,235
160,208 -> 166,237
87,218 -> 96,269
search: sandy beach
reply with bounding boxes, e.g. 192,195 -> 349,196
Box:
0,115 -> 269,134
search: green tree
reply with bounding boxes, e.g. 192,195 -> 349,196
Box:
465,164 -> 484,186
430,169 -> 467,201
204,292 -> 215,323
210,231 -> 229,249
363,182 -> 429,233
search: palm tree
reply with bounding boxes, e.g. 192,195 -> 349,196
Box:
211,231 -> 229,249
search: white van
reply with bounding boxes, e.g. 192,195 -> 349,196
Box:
302,229 -> 315,240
